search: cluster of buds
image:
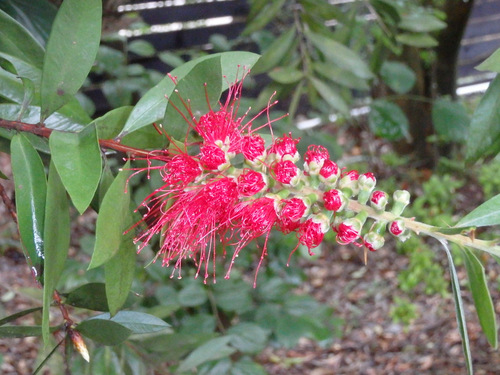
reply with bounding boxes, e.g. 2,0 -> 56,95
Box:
128,72 -> 412,286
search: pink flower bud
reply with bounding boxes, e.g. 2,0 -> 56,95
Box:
358,172 -> 376,191
272,160 -> 300,186
389,219 -> 405,236
304,145 -> 329,175
298,214 -> 330,253
197,110 -> 234,144
338,170 -> 360,196
336,218 -> 362,245
278,197 -> 309,233
161,154 -> 202,186
370,190 -> 388,211
199,144 -> 229,170
363,232 -> 385,251
323,189 -> 347,212
319,159 -> 340,183
237,169 -> 267,196
269,133 -> 300,162
241,133 -> 266,163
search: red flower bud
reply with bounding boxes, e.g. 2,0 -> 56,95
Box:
241,133 -> 266,163
278,197 -> 309,233
336,218 -> 362,245
319,159 -> 340,183
269,133 -> 300,162
370,190 -> 388,211
323,189 -> 347,212
304,145 -> 329,175
237,169 -> 267,196
389,220 -> 405,236
199,144 -> 229,170
272,160 -> 300,186
298,214 -> 330,253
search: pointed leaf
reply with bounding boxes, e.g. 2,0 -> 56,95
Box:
49,124 -> 102,214
0,307 -> 42,326
242,0 -> 286,35
380,61 -> 416,94
461,247 -> 498,348
93,106 -> 134,140
466,76 -> 500,162
40,0 -> 102,120
0,51 -> 41,85
105,237 -> 136,316
227,323 -> 270,354
88,311 -> 170,334
162,55 -> 222,141
0,9 -> 44,68
89,162 -> 131,269
441,239 -> 473,375
432,97 -> 470,142
178,336 -> 236,373
64,283 -> 109,311
456,194 -> 500,227
0,325 -> 45,338
305,29 -> 373,79
42,161 -> 70,343
396,33 -> 438,48
369,99 -> 410,141
10,133 -> 46,276
76,319 -> 132,346
310,76 -> 349,115
476,48 -> 500,73
268,67 -> 304,84
120,52 -> 260,136
251,27 -> 296,75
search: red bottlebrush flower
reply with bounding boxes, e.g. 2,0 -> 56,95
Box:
297,214 -> 330,254
241,133 -> 266,163
161,153 -> 202,186
319,159 -> 340,183
323,189 -> 347,212
304,145 -> 329,175
196,110 -> 239,145
278,197 -> 308,233
272,160 -> 300,186
370,190 -> 388,211
229,196 -> 279,286
389,220 -> 405,236
199,143 -> 229,170
237,169 -> 267,197
336,219 -> 362,245
133,176 -> 239,282
269,133 -> 300,162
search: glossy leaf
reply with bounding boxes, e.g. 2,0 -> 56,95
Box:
0,9 -> 44,68
88,311 -> 170,335
310,76 -> 349,115
251,27 -> 296,75
64,283 -> 110,311
441,240 -> 473,375
456,194 -> 500,227
227,323 -> 269,354
268,67 -> 304,84
93,106 -> 134,140
0,325 -> 46,338
313,62 -> 370,90
40,0 -> 102,120
162,55 -> 222,141
10,133 -> 47,276
0,0 -> 57,47
76,319 -> 132,346
120,52 -> 260,136
466,76 -> 500,162
305,29 -> 373,79
0,307 -> 42,326
89,162 -> 131,269
177,336 -> 236,373
0,67 -> 25,104
0,51 -> 42,85
399,12 -> 446,33
104,237 -> 136,316
476,48 -> 500,73
49,124 -> 102,214
432,97 -> 470,142
369,99 -> 410,141
461,247 -> 498,348
380,61 -> 416,94
42,161 -> 70,343
396,33 -> 438,48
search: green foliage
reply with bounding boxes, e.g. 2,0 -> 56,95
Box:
389,296 -> 418,326
478,160 -> 500,200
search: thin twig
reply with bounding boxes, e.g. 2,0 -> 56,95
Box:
0,181 -> 17,223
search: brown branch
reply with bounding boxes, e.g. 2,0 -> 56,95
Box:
0,181 -> 17,223
0,118 -> 152,157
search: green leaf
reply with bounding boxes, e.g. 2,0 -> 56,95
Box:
213,279 -> 253,314
461,247 -> 498,348
128,40 -> 155,57
40,0 -> 102,120
0,0 -> 57,47
0,307 -> 42,326
120,52 -> 260,136
104,237 -> 136,316
88,311 -> 170,335
76,318 -> 132,346
0,9 -> 44,68
0,67 -> 26,104
10,133 -> 46,275
0,51 -> 42,85
162,55 -> 222,141
89,162 -> 131,269
432,97 -> 470,142
177,336 -> 237,373
242,0 -> 286,36
178,282 -> 208,307
368,99 -> 410,141
380,61 -> 416,94
251,27 -> 296,75
399,12 -> 446,33
93,106 -> 134,140
63,283 -> 110,311
231,358 -> 267,375
313,62 -> 370,90
466,75 -> 500,162
309,76 -> 349,115
305,29 -> 373,79
227,323 -> 270,354
0,325 -> 46,338
268,67 -> 304,84
49,125 -> 102,214
455,194 -> 500,227
396,33 -> 438,48
42,161 -> 70,344
441,240 -> 473,375
476,48 -> 500,73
